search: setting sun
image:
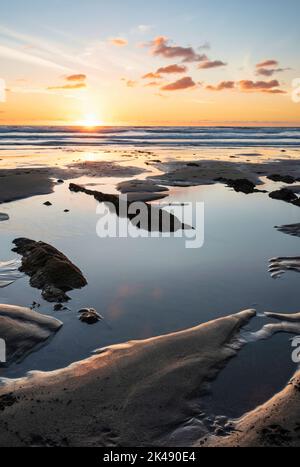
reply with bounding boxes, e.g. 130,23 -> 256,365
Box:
77,114 -> 103,128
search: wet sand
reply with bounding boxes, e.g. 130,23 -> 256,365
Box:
1,148 -> 300,447
204,370 -> 300,447
0,310 -> 255,447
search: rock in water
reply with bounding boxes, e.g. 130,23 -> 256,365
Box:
78,308 -> 103,325
0,213 -> 9,222
267,174 -> 296,184
12,238 -> 87,302
215,178 -> 264,194
269,188 -> 299,205
0,304 -> 62,366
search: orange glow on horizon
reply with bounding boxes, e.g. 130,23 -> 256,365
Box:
76,113 -> 104,128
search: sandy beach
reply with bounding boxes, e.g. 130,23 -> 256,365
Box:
1,139 -> 300,448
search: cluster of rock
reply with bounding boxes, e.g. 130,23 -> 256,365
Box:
12,238 -> 87,302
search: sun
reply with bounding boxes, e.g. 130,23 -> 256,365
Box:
77,113 -> 103,128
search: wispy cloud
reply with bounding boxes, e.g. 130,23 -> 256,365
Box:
157,64 -> 187,74
256,59 -> 279,69
146,36 -> 208,63
121,78 -> 137,87
0,44 -> 69,71
48,83 -> 86,90
204,79 -> 286,94
198,60 -> 227,69
109,38 -> 128,47
205,81 -> 235,91
238,79 -> 286,93
48,74 -> 87,90
0,25 -> 104,72
137,25 -> 153,33
255,59 -> 290,77
66,74 -> 87,82
161,76 -> 196,91
142,64 -> 187,80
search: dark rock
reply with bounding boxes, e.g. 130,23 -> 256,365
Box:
78,308 -> 103,325
64,209 -> 70,213
269,188 -> 298,203
215,178 -> 262,194
57,180 -> 64,184
12,238 -> 87,303
186,163 -> 200,167
43,201 -> 52,206
267,174 -> 295,184
69,183 -> 191,233
0,213 -> 9,222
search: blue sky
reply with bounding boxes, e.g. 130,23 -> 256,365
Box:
1,0 -> 299,124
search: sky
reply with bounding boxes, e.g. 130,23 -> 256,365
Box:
0,0 -> 300,126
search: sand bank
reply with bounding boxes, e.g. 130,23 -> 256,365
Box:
0,310 -> 255,447
0,304 -> 62,366
204,371 -> 300,447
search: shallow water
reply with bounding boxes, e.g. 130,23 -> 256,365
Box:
0,144 -> 300,418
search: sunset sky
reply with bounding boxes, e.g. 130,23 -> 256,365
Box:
0,0 -> 300,126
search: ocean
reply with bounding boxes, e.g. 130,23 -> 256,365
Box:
0,126 -> 300,148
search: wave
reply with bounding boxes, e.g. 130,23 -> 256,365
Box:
0,126 -> 300,148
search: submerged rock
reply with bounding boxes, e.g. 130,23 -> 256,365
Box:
78,308 -> 103,325
0,213 -> 9,222
215,178 -> 264,194
269,188 -> 298,204
12,238 -> 87,302
275,223 -> 300,238
0,304 -> 62,366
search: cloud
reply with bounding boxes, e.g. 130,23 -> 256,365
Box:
137,25 -> 152,33
147,36 -> 208,63
0,44 -> 69,71
121,78 -> 137,87
198,60 -> 227,69
161,76 -> 196,91
109,38 -> 128,47
142,72 -> 162,79
145,81 -> 161,87
198,42 -> 211,50
66,74 -> 87,82
256,67 -> 288,77
205,81 -> 235,91
48,73 -> 87,90
157,64 -> 187,74
48,83 -> 86,90
256,59 -> 279,69
204,79 -> 286,94
142,64 -> 187,81
238,79 -> 286,93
